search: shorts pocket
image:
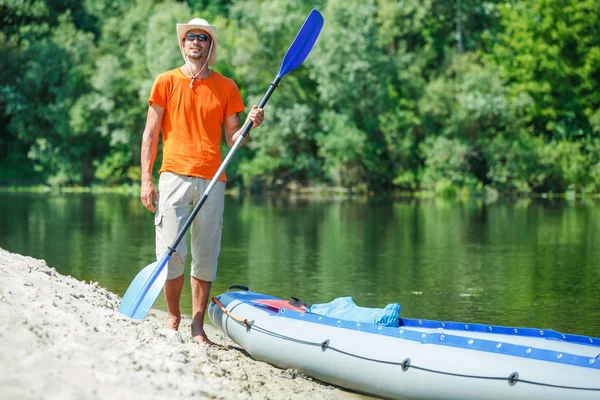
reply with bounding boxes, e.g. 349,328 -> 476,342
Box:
154,211 -> 163,227
158,172 -> 176,190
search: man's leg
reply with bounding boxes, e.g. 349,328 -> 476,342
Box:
155,172 -> 193,331
190,179 -> 225,345
190,277 -> 214,345
164,274 -> 184,330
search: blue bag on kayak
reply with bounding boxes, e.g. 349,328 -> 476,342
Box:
308,297 -> 401,327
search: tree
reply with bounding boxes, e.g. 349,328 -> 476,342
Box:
0,5 -> 97,186
489,0 -> 600,137
225,0 -> 323,189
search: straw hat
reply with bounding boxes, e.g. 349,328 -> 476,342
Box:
176,18 -> 217,66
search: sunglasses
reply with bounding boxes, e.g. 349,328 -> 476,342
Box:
185,33 -> 210,42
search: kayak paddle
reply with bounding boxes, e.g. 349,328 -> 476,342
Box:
119,8 -> 324,320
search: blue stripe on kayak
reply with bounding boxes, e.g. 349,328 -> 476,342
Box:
275,308 -> 600,370
400,318 -> 599,348
222,290 -> 600,370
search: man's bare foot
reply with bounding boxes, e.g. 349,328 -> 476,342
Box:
165,313 -> 181,331
193,333 -> 216,346
191,322 -> 216,346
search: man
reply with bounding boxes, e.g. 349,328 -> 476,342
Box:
139,18 -> 264,345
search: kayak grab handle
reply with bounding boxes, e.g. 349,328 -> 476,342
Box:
227,284 -> 249,292
212,296 -> 252,328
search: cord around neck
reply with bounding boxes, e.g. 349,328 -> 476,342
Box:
185,41 -> 213,88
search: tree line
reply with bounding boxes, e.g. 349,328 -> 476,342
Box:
1,0 -> 599,196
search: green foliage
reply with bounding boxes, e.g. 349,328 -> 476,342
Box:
1,0 -> 599,196
434,178 -> 458,198
187,0 -> 234,18
489,0 -> 600,137
590,109 -> 600,135
1,9 -> 98,185
310,0 -> 388,125
238,103 -> 321,188
420,136 -> 477,190
536,140 -> 589,192
1,0 -> 50,38
420,54 -> 528,139
483,134 -> 537,194
584,139 -> 600,189
223,1 -> 323,188
317,111 -> 366,187
93,151 -> 131,184
146,2 -> 189,78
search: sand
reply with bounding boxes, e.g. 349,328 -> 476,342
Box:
0,248 -> 364,400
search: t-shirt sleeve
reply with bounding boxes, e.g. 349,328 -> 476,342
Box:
225,80 -> 245,118
148,73 -> 169,108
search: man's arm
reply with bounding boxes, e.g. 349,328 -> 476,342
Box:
224,105 -> 264,148
140,103 -> 165,213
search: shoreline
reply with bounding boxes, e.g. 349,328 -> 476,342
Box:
0,248 -> 365,399
1,184 -> 599,200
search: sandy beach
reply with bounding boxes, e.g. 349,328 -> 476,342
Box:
0,248 -> 364,400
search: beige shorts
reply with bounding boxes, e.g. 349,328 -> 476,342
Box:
154,172 -> 225,281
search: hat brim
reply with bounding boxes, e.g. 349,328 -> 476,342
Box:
176,22 -> 217,66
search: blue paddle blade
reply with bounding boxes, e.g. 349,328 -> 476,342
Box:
278,9 -> 324,78
118,255 -> 170,320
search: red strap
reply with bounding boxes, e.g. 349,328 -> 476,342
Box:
254,299 -> 306,312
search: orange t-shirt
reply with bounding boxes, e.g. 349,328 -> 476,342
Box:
148,68 -> 245,181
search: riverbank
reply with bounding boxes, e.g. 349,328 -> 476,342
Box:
2,183 -> 599,200
0,248 -> 361,399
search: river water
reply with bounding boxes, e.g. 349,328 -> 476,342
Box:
1,192 -> 598,336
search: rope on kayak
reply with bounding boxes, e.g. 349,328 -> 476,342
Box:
218,304 -> 600,392
212,296 -> 251,328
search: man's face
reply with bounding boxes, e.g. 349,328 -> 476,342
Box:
183,29 -> 211,60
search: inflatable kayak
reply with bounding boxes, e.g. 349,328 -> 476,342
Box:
208,286 -> 600,400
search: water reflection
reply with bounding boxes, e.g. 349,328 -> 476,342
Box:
0,193 -> 598,336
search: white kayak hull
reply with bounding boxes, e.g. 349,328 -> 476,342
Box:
209,288 -> 600,400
